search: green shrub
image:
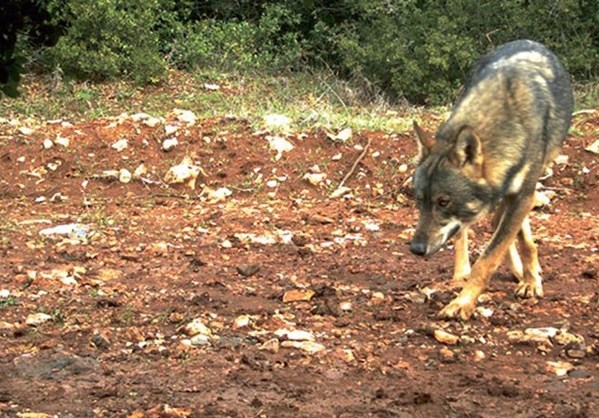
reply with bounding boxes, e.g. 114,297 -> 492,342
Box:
43,0 -> 170,83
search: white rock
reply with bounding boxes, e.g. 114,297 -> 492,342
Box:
233,315 -> 251,329
221,240 -> 233,249
119,168 -> 132,183
265,135 -> 294,160
330,186 -> 352,199
164,156 -> 204,189
54,136 -> 69,147
133,163 -> 148,179
328,127 -> 352,142
189,334 -> 211,346
554,154 -> 569,165
524,327 -> 559,339
202,187 -> 232,203
203,83 -> 220,91
281,340 -> 325,354
162,138 -> 178,151
398,164 -> 408,173
43,139 -> 54,149
184,318 -> 212,337
19,126 -> 35,135
332,153 -> 342,161
143,117 -> 162,127
26,313 -> 53,326
303,172 -> 326,186
174,109 -> 197,125
585,139 -> 599,154
266,180 -> 278,188
546,360 -> 574,376
275,329 -> 315,341
130,112 -> 150,122
164,124 -> 179,135
0,289 -> 10,298
111,138 -> 128,152
39,223 -> 89,238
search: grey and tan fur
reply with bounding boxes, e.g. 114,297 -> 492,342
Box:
410,40 -> 573,320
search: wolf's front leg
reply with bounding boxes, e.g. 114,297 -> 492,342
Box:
439,193 -> 536,320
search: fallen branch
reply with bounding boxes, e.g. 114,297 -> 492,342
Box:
337,136 -> 372,190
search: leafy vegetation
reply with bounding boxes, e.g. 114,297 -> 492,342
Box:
3,0 -> 599,104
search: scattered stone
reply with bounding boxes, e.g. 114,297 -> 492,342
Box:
146,242 -> 169,256
281,340 -> 325,354
17,413 -> 52,418
546,360 -> 574,376
265,135 -> 294,160
330,186 -> 352,199
221,240 -> 233,249
183,318 -> 212,337
26,313 -> 53,326
174,109 -> 197,125
259,338 -> 280,353
233,315 -> 251,329
236,264 -> 260,277
473,350 -> 486,362
143,116 -> 162,127
566,348 -> 586,359
327,127 -> 352,142
266,179 -> 278,188
525,327 -> 559,340
0,289 -> 10,298
555,331 -> 585,346
162,138 -> 178,151
43,138 -> 54,149
39,223 -> 89,238
202,186 -> 232,203
339,301 -> 353,311
98,169 -> 120,181
275,329 -> 314,341
130,112 -> 150,122
111,138 -> 128,152
189,334 -> 211,346
119,168 -> 132,183
164,124 -> 179,135
434,329 -> 459,345
203,83 -> 220,91
439,346 -> 457,363
18,126 -> 35,135
164,156 -> 204,189
398,163 -> 409,173
303,171 -> 327,186
133,163 -> 148,179
283,289 -> 315,303
584,139 -> 599,154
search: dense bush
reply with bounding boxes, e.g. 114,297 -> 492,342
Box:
14,0 -> 599,103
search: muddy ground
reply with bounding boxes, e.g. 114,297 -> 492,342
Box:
0,109 -> 598,418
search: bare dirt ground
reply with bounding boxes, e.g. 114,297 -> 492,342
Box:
0,109 -> 598,418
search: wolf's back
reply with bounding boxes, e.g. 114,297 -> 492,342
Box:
442,40 -> 573,167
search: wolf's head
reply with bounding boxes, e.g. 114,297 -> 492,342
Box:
409,122 -> 494,257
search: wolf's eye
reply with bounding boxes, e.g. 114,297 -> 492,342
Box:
437,197 -> 450,207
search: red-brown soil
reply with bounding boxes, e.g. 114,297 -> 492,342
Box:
0,110 -> 598,418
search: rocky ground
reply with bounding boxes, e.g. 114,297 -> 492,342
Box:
0,108 -> 598,418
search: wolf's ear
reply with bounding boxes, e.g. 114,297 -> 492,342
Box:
450,126 -> 483,171
413,121 -> 435,161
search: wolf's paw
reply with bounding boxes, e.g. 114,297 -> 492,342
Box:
515,281 -> 544,298
438,296 -> 476,320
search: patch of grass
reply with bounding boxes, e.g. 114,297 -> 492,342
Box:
574,82 -> 599,110
0,297 -> 18,309
0,69 -> 421,133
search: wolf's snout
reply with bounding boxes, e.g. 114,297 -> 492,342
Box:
409,240 -> 427,256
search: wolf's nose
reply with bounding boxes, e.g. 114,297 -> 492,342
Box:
409,241 -> 427,256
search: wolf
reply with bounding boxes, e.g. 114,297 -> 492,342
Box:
410,40 -> 573,320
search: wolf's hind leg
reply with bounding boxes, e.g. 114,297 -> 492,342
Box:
514,216 -> 543,298
453,227 -> 471,281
